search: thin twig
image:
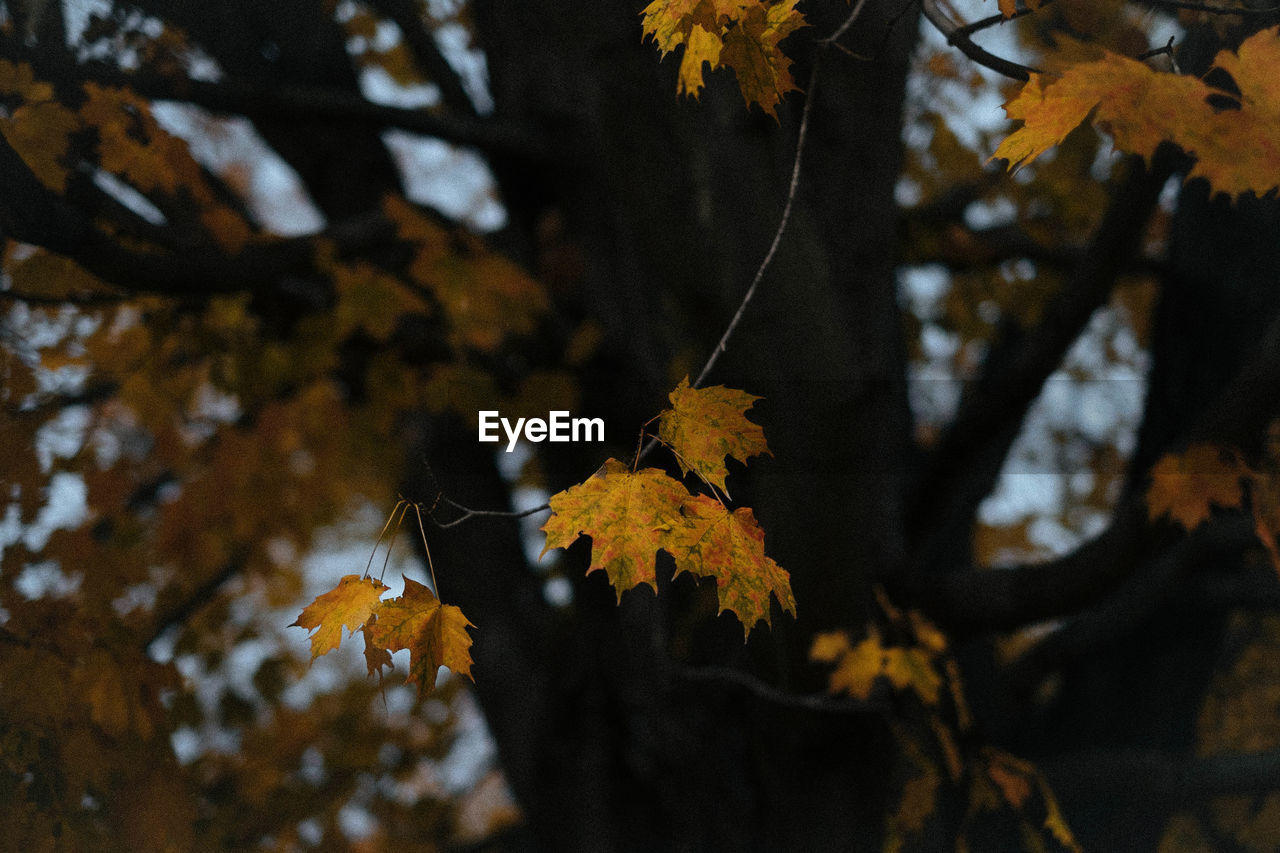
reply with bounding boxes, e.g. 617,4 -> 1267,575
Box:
1138,37 -> 1178,63
433,496 -> 550,530
921,0 -> 1040,81
690,57 -> 821,392
954,2 -> 1053,39
820,0 -> 878,46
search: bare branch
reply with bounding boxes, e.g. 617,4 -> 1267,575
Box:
433,496 -> 549,530
9,43 -> 546,162
920,0 -> 1039,81
905,300 -> 1280,634
1001,516 -> 1256,696
0,129 -> 402,300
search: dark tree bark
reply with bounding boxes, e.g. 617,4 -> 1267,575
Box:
405,0 -> 922,847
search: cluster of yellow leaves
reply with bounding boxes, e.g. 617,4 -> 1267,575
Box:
811,592 -> 1079,850
293,573 -> 474,698
1146,436 -> 1280,575
85,84 -> 251,252
640,0 -> 807,117
993,27 -> 1280,200
809,591 -> 954,708
0,61 -> 251,251
0,60 -> 78,191
541,377 -> 793,636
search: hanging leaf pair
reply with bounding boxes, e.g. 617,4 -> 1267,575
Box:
540,377 -> 795,637
292,503 -> 475,699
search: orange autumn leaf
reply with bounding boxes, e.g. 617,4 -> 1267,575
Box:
0,60 -> 78,191
669,494 -> 794,635
1146,444 -> 1248,530
658,376 -> 769,493
364,575 -> 475,698
993,27 -> 1280,200
640,0 -> 806,117
810,627 -> 942,704
541,458 -> 690,598
291,574 -> 388,660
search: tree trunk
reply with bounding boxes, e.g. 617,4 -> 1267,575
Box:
414,0 -> 922,847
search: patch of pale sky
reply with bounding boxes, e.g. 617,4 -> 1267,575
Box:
149,102 -> 326,236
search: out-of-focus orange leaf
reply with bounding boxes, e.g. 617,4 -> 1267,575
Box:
811,625 -> 942,704
1146,444 -> 1248,530
0,60 -> 78,191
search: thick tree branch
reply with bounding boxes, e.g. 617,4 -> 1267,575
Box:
365,0 -> 479,117
145,550 -> 247,651
1001,516 -> 1256,696
5,42 -> 547,162
1043,747 -> 1280,803
906,151 -> 1177,573
905,301 -> 1280,633
0,129 -> 400,299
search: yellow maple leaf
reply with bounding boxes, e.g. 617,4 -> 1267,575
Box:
994,27 -> 1280,199
291,574 -> 388,659
541,459 -> 690,598
680,25 -> 723,97
993,49 -> 1209,169
718,0 -> 805,117
669,493 -> 795,636
641,0 -> 806,117
658,376 -> 769,494
364,575 -> 475,697
1146,444 -> 1248,530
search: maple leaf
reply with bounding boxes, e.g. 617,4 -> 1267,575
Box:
640,0 -> 806,117
993,28 -> 1280,199
718,0 -> 805,117
541,458 -> 689,598
1146,444 -> 1248,530
364,575 -> 475,697
810,626 -> 941,704
291,574 -> 388,660
669,494 -> 795,635
658,376 -> 769,493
